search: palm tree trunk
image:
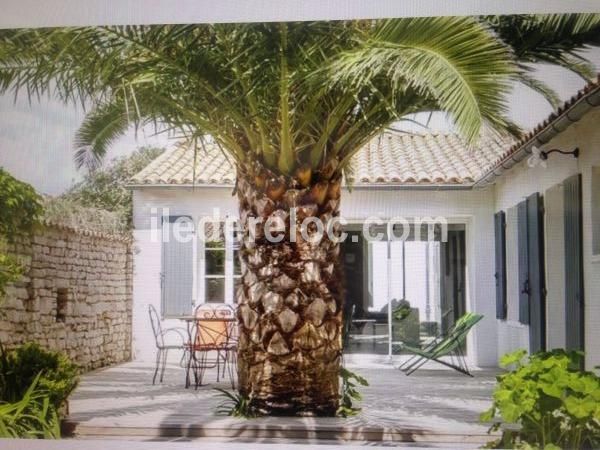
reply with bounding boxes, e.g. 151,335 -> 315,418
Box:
235,167 -> 343,416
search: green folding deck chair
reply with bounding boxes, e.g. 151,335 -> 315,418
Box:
396,313 -> 484,377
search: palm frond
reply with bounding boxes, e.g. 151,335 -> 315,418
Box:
517,69 -> 561,109
74,101 -> 130,170
327,17 -> 517,146
485,13 -> 600,80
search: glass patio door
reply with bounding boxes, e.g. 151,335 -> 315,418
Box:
342,223 -> 466,357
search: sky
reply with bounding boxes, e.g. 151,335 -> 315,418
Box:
0,48 -> 598,196
0,95 -> 172,195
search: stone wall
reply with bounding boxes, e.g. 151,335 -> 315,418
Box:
0,222 -> 133,371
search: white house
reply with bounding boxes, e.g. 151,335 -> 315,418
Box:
129,76 -> 600,371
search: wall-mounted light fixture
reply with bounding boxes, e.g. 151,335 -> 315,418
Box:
527,146 -> 579,168
539,147 -> 579,160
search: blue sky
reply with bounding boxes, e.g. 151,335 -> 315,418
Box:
0,50 -> 598,195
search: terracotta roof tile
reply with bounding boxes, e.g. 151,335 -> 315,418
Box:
349,131 -> 509,185
130,131 -> 510,187
130,142 -> 236,186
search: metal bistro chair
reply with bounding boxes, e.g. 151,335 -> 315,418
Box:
187,303 -> 237,389
148,304 -> 188,385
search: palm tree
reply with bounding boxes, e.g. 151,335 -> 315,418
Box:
0,15 -> 598,416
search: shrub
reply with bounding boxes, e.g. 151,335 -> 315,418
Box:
61,146 -> 164,227
0,168 -> 43,238
43,196 -> 128,235
481,349 -> 600,449
0,168 -> 43,298
0,343 -> 79,411
0,373 -> 60,439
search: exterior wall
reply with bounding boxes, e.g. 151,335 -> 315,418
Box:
132,187 -> 238,362
132,185 -> 498,368
0,224 -> 133,371
493,108 -> 600,370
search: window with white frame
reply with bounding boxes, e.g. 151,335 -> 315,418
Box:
201,220 -> 242,304
204,222 -> 226,303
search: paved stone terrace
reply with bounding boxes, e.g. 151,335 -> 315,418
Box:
64,362 -> 500,447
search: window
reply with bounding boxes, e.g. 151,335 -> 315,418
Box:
593,167 -> 600,256
201,219 -> 243,304
204,222 -> 226,303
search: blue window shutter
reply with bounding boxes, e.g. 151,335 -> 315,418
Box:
517,200 -> 529,324
527,192 -> 546,353
161,216 -> 194,317
563,174 -> 584,353
494,211 -> 507,320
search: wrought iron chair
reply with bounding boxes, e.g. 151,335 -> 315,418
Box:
148,304 -> 188,385
186,303 -> 237,389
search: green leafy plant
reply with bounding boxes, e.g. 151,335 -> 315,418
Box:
481,349 -> 600,449
0,343 -> 79,411
214,388 -> 259,418
0,373 -> 61,439
337,367 -> 369,417
0,168 -> 43,239
0,168 -> 43,298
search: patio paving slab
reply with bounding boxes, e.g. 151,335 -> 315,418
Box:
63,361 -> 500,446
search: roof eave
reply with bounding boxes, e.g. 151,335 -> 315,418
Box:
127,181 -> 477,191
127,183 -> 235,190
347,182 -> 475,191
474,84 -> 600,188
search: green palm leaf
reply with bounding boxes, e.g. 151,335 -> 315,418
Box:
485,14 -> 600,80
74,101 -> 130,170
326,17 -> 517,146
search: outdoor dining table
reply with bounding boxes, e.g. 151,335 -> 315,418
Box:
177,315 -> 237,323
177,315 -> 237,345
177,315 -> 237,388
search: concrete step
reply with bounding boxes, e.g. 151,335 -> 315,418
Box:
63,418 -> 495,446
3,437 -> 486,449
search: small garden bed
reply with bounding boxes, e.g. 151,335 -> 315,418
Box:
0,343 -> 79,438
